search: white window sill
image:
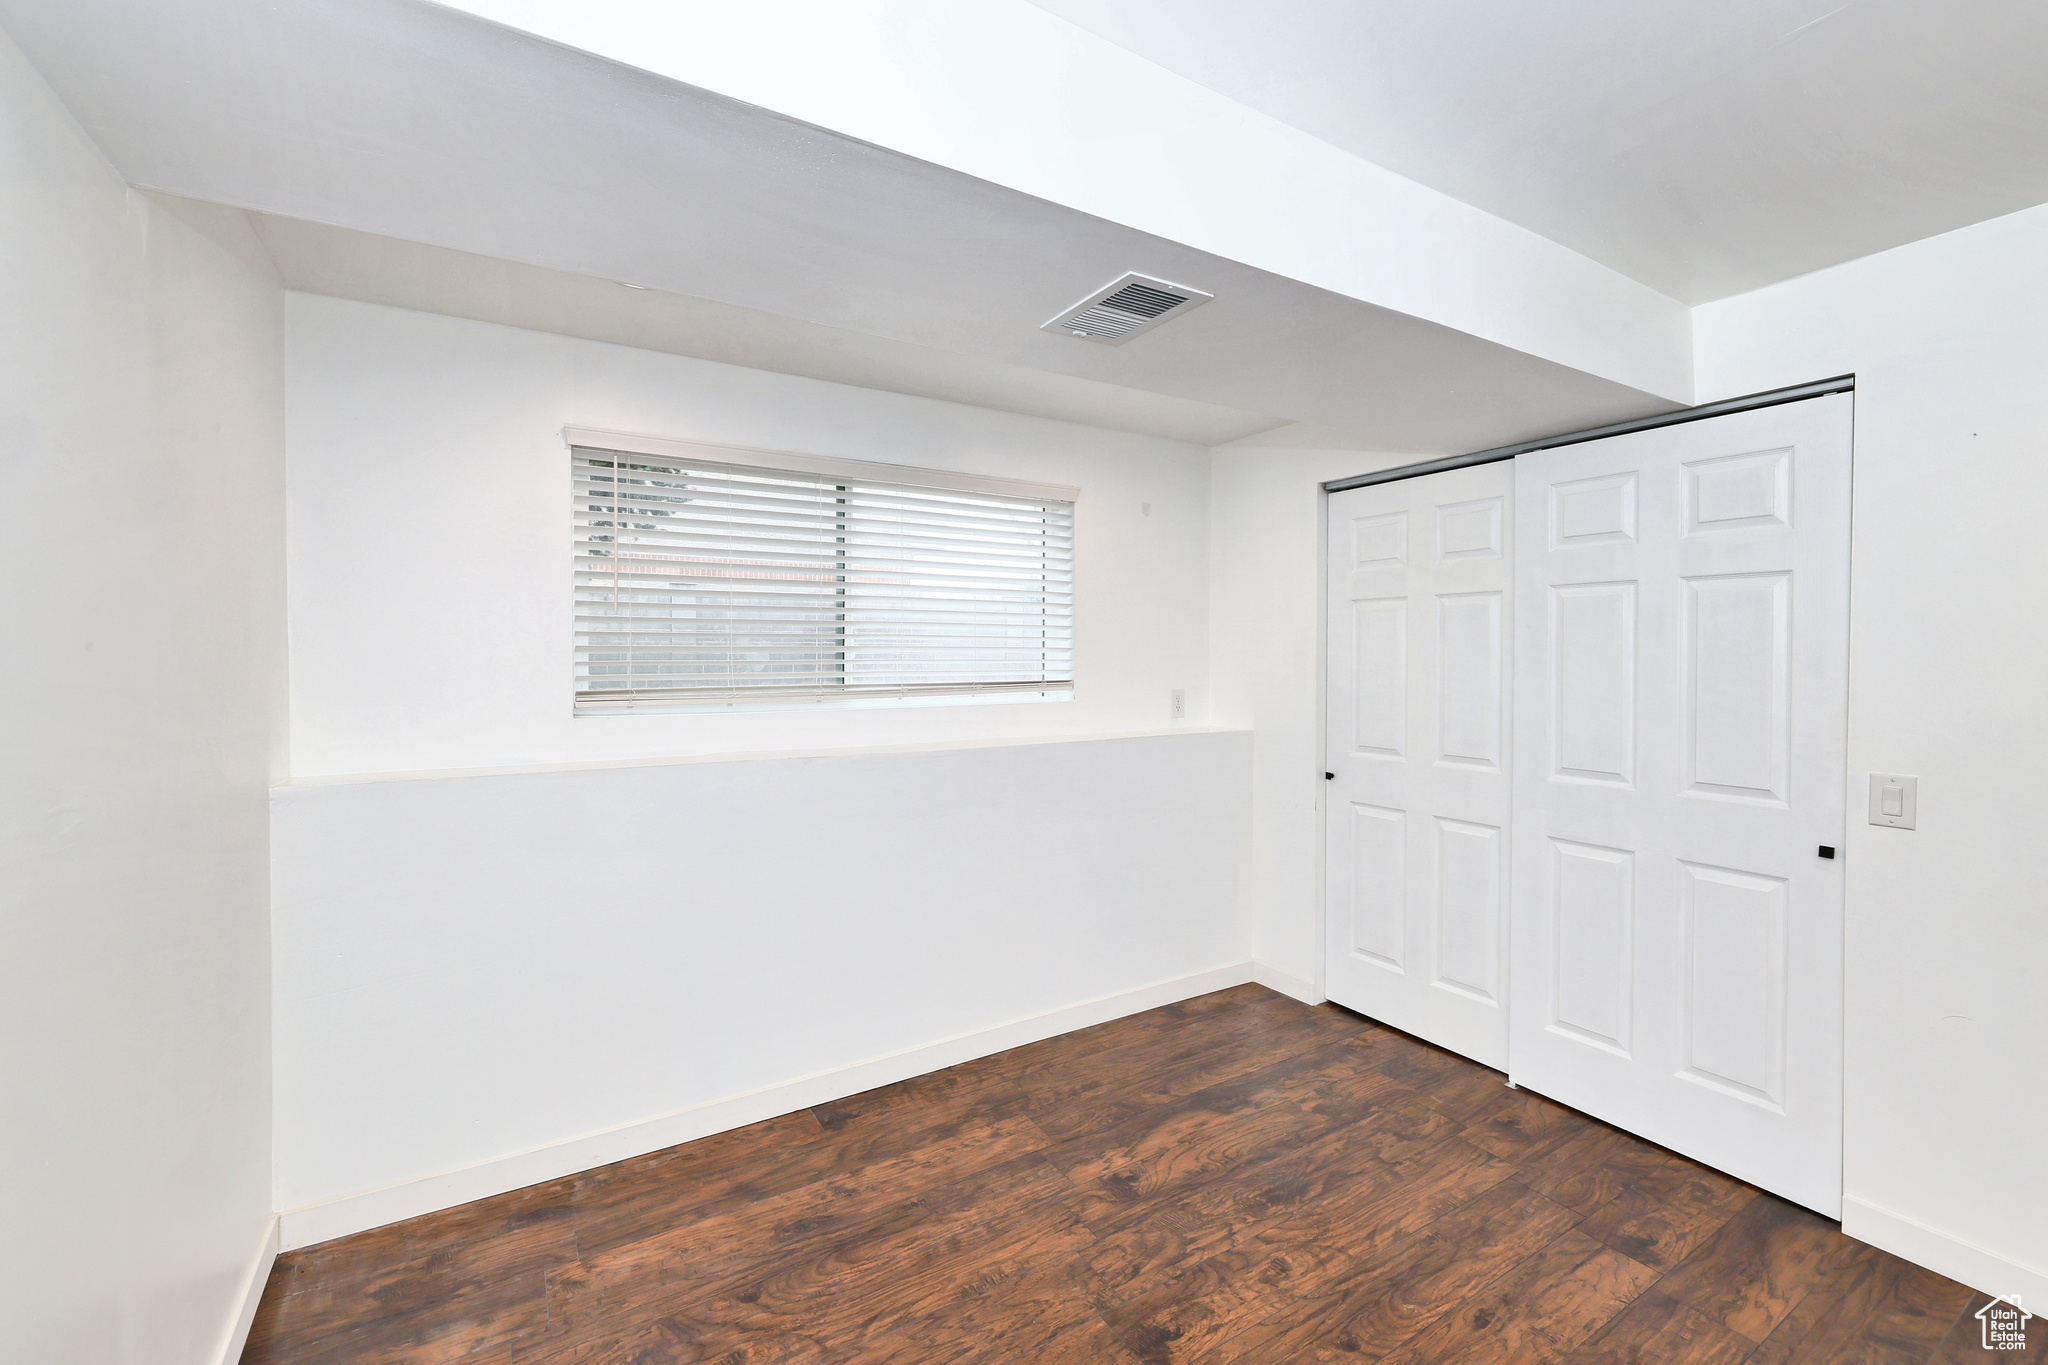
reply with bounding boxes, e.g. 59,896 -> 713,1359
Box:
573,688 -> 1072,718
275,726 -> 1246,789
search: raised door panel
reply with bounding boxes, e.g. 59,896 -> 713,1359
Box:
1685,448 -> 1791,536
1352,511 -> 1408,567
1549,471 -> 1638,548
1684,572 -> 1790,804
1436,496 -> 1504,562
1550,582 -> 1636,785
1348,803 -> 1407,971
1437,591 -> 1503,769
1680,862 -> 1789,1110
1351,598 -> 1407,757
1548,838 -> 1635,1056
1434,817 -> 1501,1003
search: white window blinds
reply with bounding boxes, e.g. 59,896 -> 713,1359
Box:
571,431 -> 1076,711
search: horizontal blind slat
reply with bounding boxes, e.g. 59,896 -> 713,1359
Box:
575,681 -> 1073,706
574,667 -> 1076,684
575,488 -> 1077,537
576,635 -> 1070,649
574,486 -> 1076,531
576,461 -> 1072,519
576,667 -> 1073,682
576,523 -> 1075,559
575,589 -> 1074,613
573,613 -> 1073,632
572,599 -> 1074,617
575,671 -> 1073,688
576,450 -> 1070,506
572,565 -> 1075,599
578,547 -> 1073,579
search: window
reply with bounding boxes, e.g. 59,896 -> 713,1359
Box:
570,428 -> 1076,712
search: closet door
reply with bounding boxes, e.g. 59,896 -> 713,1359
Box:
1509,394 -> 1851,1216
1326,462 -> 1513,1069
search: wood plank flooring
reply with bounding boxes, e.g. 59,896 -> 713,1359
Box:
243,985 -> 2022,1364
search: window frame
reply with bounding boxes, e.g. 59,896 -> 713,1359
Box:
566,426 -> 1079,716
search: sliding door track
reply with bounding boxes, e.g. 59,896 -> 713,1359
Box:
1322,374 -> 1854,493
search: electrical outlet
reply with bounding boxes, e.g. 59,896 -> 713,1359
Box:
1170,689 -> 1186,720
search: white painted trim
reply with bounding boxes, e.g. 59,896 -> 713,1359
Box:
214,1215 -> 278,1365
1843,1195 -> 2048,1305
278,726 -> 1248,788
279,961 -> 1256,1250
1252,960 -> 1325,1006
1313,483 -> 1332,1005
562,425 -> 1080,504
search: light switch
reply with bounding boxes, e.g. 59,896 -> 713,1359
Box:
1868,773 -> 1918,829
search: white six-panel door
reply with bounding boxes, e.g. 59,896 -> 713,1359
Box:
1508,394 -> 1852,1216
1326,462 -> 1513,1069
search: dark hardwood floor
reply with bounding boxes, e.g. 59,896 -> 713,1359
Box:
243,985 -> 2023,1364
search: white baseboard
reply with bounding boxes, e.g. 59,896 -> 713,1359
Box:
1843,1194 -> 2048,1305
279,961 -> 1257,1251
215,1215 -> 278,1365
1251,960 -> 1325,1006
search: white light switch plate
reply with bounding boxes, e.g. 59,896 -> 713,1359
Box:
1868,773 -> 1918,829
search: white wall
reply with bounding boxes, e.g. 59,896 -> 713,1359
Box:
276,293 -> 1251,1241
1209,434 -> 1418,994
272,730 -> 1252,1242
0,30 -> 283,1365
1695,203 -> 2048,1302
286,294 -> 1214,776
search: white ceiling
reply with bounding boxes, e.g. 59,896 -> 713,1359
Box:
239,205 -> 1286,447
1027,0 -> 2048,302
0,0 -> 1682,456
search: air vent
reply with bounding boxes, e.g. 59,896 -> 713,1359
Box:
1044,272 -> 1214,345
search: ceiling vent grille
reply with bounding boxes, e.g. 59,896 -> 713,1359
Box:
1044,272 -> 1214,345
